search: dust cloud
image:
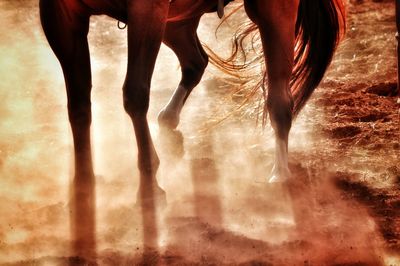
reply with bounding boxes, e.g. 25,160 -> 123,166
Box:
0,0 -> 398,265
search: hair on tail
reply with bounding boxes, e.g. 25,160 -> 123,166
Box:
291,0 -> 346,116
206,0 -> 346,119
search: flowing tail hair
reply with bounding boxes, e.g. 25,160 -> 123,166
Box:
207,0 -> 346,117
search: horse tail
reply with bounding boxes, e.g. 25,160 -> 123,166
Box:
291,0 -> 346,116
207,0 -> 345,118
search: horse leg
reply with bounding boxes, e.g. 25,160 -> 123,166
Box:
158,18 -> 208,129
40,0 -> 95,256
124,0 -> 170,203
244,0 -> 299,182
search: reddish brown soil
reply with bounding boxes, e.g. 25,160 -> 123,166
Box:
317,78 -> 400,253
0,0 -> 399,265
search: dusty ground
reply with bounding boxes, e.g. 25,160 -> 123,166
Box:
0,0 -> 399,265
315,0 -> 400,256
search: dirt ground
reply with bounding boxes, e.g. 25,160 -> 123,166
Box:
0,0 -> 399,265
314,0 -> 400,256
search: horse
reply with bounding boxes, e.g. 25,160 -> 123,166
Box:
39,0 -> 345,253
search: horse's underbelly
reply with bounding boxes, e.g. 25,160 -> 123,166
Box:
79,0 -> 128,22
167,0 -> 217,21
76,0 -> 221,23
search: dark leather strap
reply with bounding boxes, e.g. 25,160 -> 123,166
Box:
217,0 -> 224,18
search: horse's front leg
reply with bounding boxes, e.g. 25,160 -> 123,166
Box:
124,0 -> 169,204
245,0 -> 299,183
40,0 -> 95,257
158,18 -> 208,129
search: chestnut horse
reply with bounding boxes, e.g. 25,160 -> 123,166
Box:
39,0 -> 345,210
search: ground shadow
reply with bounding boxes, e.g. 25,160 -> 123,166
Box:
285,162 -> 385,265
138,178 -> 161,264
189,132 -> 223,227
334,172 -> 400,252
70,175 -> 97,265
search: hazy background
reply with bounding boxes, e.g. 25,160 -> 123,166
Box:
0,0 -> 398,265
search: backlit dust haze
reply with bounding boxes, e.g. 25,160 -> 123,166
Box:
0,0 -> 399,265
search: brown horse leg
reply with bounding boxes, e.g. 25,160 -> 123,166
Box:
124,0 -> 170,203
244,0 -> 299,182
40,0 -> 95,258
158,18 -> 208,129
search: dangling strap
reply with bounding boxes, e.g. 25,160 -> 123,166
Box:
217,0 -> 224,18
117,21 -> 127,30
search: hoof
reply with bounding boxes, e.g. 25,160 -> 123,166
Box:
268,165 -> 292,183
158,127 -> 184,159
158,109 -> 179,130
136,185 -> 167,210
268,174 -> 289,183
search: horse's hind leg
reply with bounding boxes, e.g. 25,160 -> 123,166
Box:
40,0 -> 95,256
158,18 -> 208,129
244,0 -> 299,182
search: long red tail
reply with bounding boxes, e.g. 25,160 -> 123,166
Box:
291,0 -> 346,115
207,0 -> 346,117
